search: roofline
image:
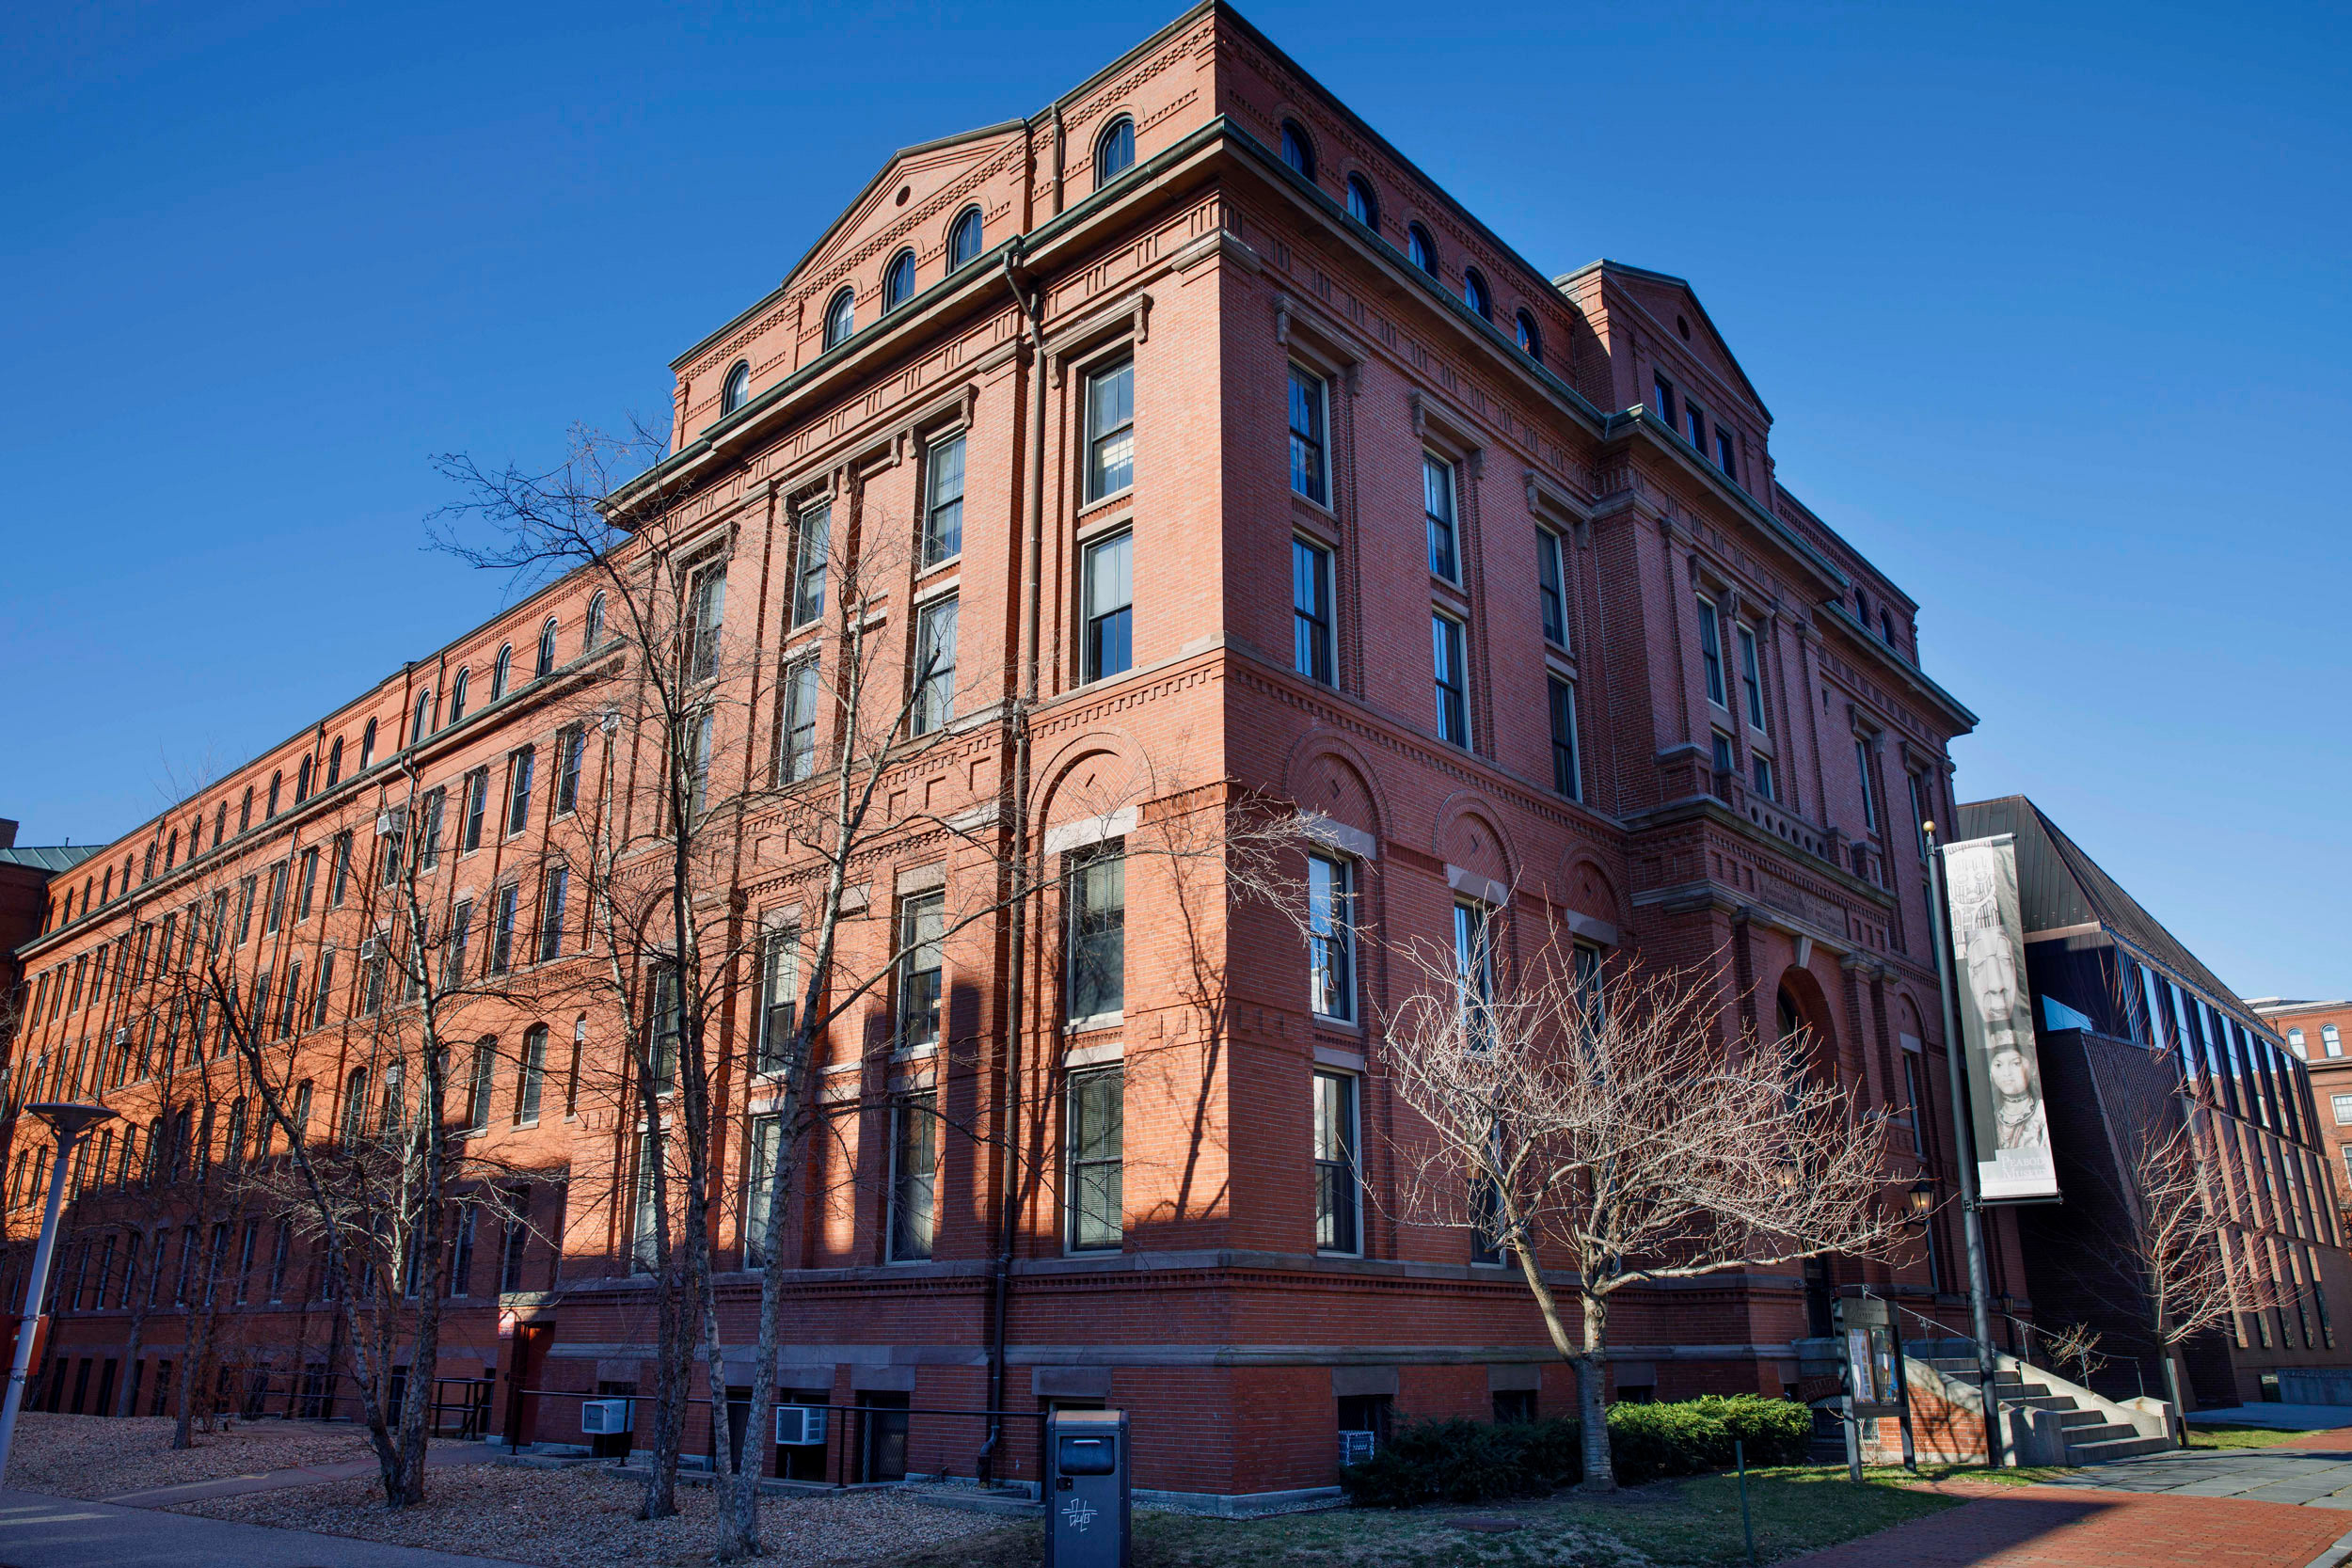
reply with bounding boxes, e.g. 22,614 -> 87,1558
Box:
1772,484 -> 1920,617
1820,599 -> 1978,732
1556,258 -> 1773,420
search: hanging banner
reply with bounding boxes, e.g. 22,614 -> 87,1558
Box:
1941,834 -> 2060,1202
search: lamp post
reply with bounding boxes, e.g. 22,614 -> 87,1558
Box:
0,1102 -> 118,1485
1922,823 -> 2004,1469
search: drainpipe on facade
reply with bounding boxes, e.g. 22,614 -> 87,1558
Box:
978,237 -> 1051,1487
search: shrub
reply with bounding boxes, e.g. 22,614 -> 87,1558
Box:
1341,1394 -> 1812,1505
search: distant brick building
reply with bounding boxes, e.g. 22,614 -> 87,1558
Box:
2257,999 -> 2352,1228
4,3 -> 2012,1504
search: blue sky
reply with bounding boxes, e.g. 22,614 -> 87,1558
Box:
3,0 -> 2344,998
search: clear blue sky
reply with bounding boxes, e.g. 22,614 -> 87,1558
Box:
4,1 -> 2344,998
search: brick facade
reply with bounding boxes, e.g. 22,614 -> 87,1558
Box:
1,2 -> 2017,1503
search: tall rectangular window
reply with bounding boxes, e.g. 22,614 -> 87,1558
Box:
1307,854 -> 1355,1022
1288,366 -> 1327,504
1909,772 -> 1931,860
1314,1070 -> 1359,1254
506,749 -> 534,837
629,1132 -> 660,1273
1737,625 -> 1766,730
421,788 -> 448,871
237,875 -> 259,941
888,1091 -> 938,1261
912,597 -> 959,736
1685,402 -> 1706,450
461,768 -> 488,852
1292,538 -> 1334,685
445,899 -> 473,988
1547,675 -> 1581,800
896,891 -> 945,1047
516,1026 -> 547,1126
777,657 -> 819,784
1423,454 -> 1458,580
1454,902 -> 1495,1039
264,862 -> 288,934
1715,426 -> 1738,481
745,1116 -> 783,1267
1651,373 -> 1676,427
1751,753 -> 1777,801
538,865 -> 568,962
1431,614 -> 1470,747
686,561 -> 727,683
1696,598 -> 1725,705
295,847 -> 320,923
1066,841 -> 1126,1023
1082,532 -> 1133,682
1535,529 -> 1567,646
500,1190 -> 530,1291
791,503 -> 831,627
650,970 -> 681,1090
684,707 -> 714,819
1084,359 -> 1135,501
756,927 -> 799,1075
310,950 -> 335,1029
923,434 -> 964,565
466,1040 -> 497,1133
1854,738 -> 1878,830
1068,1069 -> 1123,1251
554,727 -> 584,816
489,884 -> 517,975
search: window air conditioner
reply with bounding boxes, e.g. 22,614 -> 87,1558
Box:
376,813 -> 396,836
1338,1430 -> 1377,1467
580,1399 -> 634,1435
774,1404 -> 829,1446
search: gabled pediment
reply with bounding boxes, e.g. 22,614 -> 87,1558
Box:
778,119 -> 1028,298
1567,259 -> 1772,425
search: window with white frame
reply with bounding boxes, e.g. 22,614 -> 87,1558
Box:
1695,597 -> 1726,706
2327,1024 -> 2344,1058
912,596 -> 958,736
923,434 -> 964,566
791,503 -> 830,627
757,927 -> 799,1074
685,560 -> 726,683
629,1130 -> 660,1273
489,883 -> 518,974
649,969 -> 680,1090
1307,853 -> 1356,1022
506,747 -> 534,836
684,706 -> 715,820
465,1040 -> 497,1133
777,657 -> 818,784
1855,737 -> 1879,831
1751,752 -> 1777,802
1082,531 -> 1133,682
1536,529 -> 1567,646
538,864 -> 567,962
2333,1094 -> 2352,1126
1423,454 -> 1458,580
745,1114 -> 783,1267
888,1090 -> 938,1261
1085,359 -> 1135,501
1432,613 -> 1470,747
1067,1068 -> 1123,1252
554,724 -> 584,816
1292,537 -> 1334,686
1548,675 -> 1581,801
1065,840 -> 1125,1024
1313,1070 -> 1359,1253
1454,901 -> 1495,1043
1737,624 -> 1766,730
896,891 -> 944,1047
1288,366 -> 1327,504
516,1025 -> 547,1126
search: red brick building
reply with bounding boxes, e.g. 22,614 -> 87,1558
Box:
2,3 -> 2013,1506
2259,999 -> 2352,1226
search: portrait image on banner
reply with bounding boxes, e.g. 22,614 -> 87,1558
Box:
1941,833 -> 2059,1202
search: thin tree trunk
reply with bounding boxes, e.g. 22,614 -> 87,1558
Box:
1508,1241 -> 1612,1490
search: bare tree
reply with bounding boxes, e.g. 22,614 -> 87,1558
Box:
2127,1115 -> 2274,1438
1377,929 -> 1910,1490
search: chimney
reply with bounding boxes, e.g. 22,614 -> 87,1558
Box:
0,819 -> 17,849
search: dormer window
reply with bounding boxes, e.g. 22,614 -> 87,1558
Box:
822,288 -> 854,350
720,360 -> 750,416
1095,116 -> 1135,187
948,206 -> 984,269
1279,119 -> 1315,180
883,249 -> 916,312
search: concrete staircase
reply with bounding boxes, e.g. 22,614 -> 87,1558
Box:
1922,1354 -> 2172,1464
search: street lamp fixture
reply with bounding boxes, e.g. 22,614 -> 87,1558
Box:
0,1102 -> 119,1485
1907,1178 -> 1936,1223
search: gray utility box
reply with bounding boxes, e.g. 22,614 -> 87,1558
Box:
1044,1407 -> 1130,1568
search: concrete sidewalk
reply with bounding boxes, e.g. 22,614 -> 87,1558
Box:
101,1440 -> 502,1507
0,1488 -> 521,1568
1783,1483 -> 2352,1568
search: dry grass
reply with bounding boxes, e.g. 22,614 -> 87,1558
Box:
173,1462 -> 1009,1567
7,1412 -> 379,1499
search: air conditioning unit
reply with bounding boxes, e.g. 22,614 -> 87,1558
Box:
1338,1430 -> 1377,1467
774,1404 -> 829,1446
580,1399 -> 634,1435
377,813 -> 396,836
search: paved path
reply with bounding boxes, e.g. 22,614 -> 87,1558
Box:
1784,1482 -> 2352,1568
100,1441 -> 502,1507
0,1487 -> 520,1568
2036,1439 -> 2352,1508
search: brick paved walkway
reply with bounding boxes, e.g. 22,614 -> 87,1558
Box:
1782,1483 -> 2352,1568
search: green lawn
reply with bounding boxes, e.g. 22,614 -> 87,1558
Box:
2186,1423 -> 2337,1450
905,1466 -> 1968,1567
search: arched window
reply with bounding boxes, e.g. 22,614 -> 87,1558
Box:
240,786 -> 255,832
164,828 -> 178,869
584,592 -> 606,652
267,771 -> 283,817
1346,175 -> 1379,230
296,756 -> 313,802
492,644 -> 513,700
449,668 -> 470,724
1279,119 -> 1315,180
720,360 -> 750,416
214,802 -> 228,846
822,288 -> 854,349
1094,116 -> 1135,188
948,206 -> 984,269
882,249 -> 916,312
1462,267 -> 1491,320
381,1059 -> 405,1132
1516,309 -> 1542,363
1407,224 -> 1438,276
410,689 -> 434,747
326,736 -> 343,787
535,617 -> 559,677
358,720 -> 377,771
